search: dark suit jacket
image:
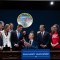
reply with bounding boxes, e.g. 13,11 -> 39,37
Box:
37,31 -> 51,48
10,30 -> 23,50
25,40 -> 38,49
0,36 -> 3,46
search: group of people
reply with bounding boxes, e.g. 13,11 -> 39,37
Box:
0,21 -> 60,51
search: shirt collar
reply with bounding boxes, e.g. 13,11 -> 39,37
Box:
41,31 -> 45,35
16,30 -> 20,33
30,39 -> 33,42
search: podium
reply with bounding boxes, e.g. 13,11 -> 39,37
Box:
0,51 -> 20,60
0,50 -> 60,59
51,50 -> 60,59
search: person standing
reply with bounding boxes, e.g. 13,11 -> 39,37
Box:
37,25 -> 50,49
0,21 -> 4,31
10,25 -> 23,50
51,24 -> 60,48
0,32 -> 3,50
9,23 -> 14,32
1,24 -> 12,50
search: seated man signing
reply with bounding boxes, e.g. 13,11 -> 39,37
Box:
24,32 -> 38,49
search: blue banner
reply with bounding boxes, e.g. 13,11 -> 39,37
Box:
21,49 -> 50,60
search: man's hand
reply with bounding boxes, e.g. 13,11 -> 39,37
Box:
43,45 -> 47,48
40,44 -> 47,48
14,44 -> 19,47
24,42 -> 28,47
24,42 -> 31,48
0,46 -> 3,50
27,43 -> 31,47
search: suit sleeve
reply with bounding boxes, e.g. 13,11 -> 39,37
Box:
10,31 -> 18,47
29,41 -> 38,49
0,36 -> 3,46
37,34 -> 40,47
46,33 -> 51,46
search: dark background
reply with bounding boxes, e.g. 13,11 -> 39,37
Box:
0,10 -> 60,33
0,1 -> 60,33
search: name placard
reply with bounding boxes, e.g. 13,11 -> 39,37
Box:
21,49 -> 50,59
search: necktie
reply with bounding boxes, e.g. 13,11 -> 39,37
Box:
5,44 -> 8,47
41,32 -> 43,37
29,41 -> 31,45
18,32 -> 20,39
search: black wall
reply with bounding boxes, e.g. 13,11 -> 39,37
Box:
0,10 -> 60,33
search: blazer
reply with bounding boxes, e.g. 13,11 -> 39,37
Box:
10,30 -> 23,49
1,30 -> 12,48
0,36 -> 3,46
25,39 -> 38,49
37,31 -> 51,48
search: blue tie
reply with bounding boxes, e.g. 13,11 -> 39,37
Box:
18,32 -> 20,39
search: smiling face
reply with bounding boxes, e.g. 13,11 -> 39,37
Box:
29,33 -> 34,40
0,21 -> 4,30
10,23 -> 14,30
4,24 -> 10,32
6,25 -> 10,32
0,24 -> 2,30
51,26 -> 55,32
18,26 -> 23,32
53,25 -> 58,32
17,25 -> 23,32
39,25 -> 45,32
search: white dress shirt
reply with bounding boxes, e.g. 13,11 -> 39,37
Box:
41,31 -> 45,36
16,30 -> 20,39
29,39 -> 33,45
1,30 -> 12,48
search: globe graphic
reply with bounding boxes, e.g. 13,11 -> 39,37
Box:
17,13 -> 33,28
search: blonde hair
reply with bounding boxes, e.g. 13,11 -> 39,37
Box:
4,24 -> 10,30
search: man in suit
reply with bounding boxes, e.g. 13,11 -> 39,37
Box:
37,25 -> 50,49
0,32 -> 3,50
22,31 -> 28,41
9,23 -> 14,32
0,21 -> 4,31
0,21 -> 3,50
24,32 -> 38,49
10,25 -> 23,50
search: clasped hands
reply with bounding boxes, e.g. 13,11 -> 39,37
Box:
40,44 -> 47,48
14,38 -> 31,48
24,41 -> 31,48
51,42 -> 59,47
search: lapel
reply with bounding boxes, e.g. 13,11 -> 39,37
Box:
32,40 -> 34,46
29,40 -> 34,46
15,30 -> 21,39
43,31 -> 46,38
15,31 -> 17,38
40,31 -> 46,38
19,33 -> 21,39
